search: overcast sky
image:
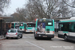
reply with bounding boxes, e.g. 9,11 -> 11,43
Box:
4,0 -> 28,15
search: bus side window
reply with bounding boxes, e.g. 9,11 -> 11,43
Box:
69,23 -> 75,32
11,23 -> 14,28
59,23 -> 69,31
59,24 -> 63,31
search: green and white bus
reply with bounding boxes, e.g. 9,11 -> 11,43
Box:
11,22 -> 20,29
34,18 -> 54,39
19,22 -> 27,32
58,17 -> 75,41
26,22 -> 35,33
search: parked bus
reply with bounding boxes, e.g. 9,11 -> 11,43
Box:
58,17 -> 75,41
19,22 -> 27,32
26,22 -> 35,33
34,18 -> 54,39
11,22 -> 20,29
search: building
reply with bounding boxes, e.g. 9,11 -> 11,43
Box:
0,16 -> 11,36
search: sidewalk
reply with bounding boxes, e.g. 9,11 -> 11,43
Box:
0,35 -> 5,40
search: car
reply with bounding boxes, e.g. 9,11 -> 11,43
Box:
6,29 -> 23,39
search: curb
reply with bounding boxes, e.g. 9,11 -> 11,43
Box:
0,36 -> 5,40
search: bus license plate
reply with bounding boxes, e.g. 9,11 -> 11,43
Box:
43,36 -> 47,37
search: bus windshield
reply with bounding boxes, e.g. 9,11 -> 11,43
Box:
15,23 -> 19,26
19,23 -> 23,26
11,23 -> 19,29
38,19 -> 53,26
11,23 -> 14,28
27,23 -> 35,27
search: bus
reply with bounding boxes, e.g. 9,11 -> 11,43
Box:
11,22 -> 20,29
26,22 -> 35,33
34,18 -> 54,39
19,22 -> 27,32
58,17 -> 75,41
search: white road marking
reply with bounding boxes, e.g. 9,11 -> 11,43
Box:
26,41 -> 45,50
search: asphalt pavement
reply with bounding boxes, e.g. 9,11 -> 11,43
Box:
0,33 -> 75,50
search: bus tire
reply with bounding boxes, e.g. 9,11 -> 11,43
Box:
34,36 -> 36,39
34,36 -> 37,39
47,38 -> 51,40
64,35 -> 68,41
50,38 -> 51,40
6,37 -> 8,39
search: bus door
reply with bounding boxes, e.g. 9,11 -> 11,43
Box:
24,24 -> 27,31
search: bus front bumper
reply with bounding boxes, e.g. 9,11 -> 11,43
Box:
26,30 -> 34,32
19,29 -> 24,32
34,34 -> 54,38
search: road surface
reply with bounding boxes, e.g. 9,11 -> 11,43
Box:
0,33 -> 75,50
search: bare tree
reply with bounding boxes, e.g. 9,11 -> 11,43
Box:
16,8 -> 28,22
44,0 -> 59,18
57,0 -> 71,17
0,0 -> 10,13
63,0 -> 75,8
12,0 -> 74,22
10,8 -> 28,22
26,0 -> 48,21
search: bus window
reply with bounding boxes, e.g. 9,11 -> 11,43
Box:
27,23 -> 35,27
69,23 -> 75,32
11,23 -> 14,28
46,21 -> 53,26
59,23 -> 69,31
19,23 -> 23,26
15,23 -> 19,29
15,26 -> 19,29
15,23 -> 19,26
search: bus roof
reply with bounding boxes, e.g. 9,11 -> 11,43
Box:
59,17 -> 75,22
11,22 -> 20,23
27,22 -> 35,23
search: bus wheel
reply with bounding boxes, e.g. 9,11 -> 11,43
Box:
47,38 -> 51,40
34,36 -> 37,39
50,38 -> 52,40
6,37 -> 8,39
64,35 -> 68,41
